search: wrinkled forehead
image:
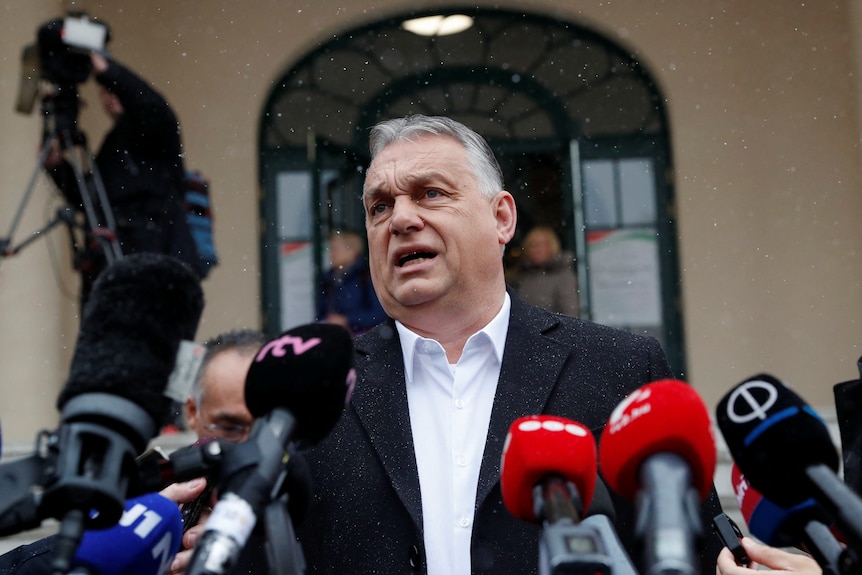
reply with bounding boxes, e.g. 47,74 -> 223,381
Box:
363,134 -> 469,195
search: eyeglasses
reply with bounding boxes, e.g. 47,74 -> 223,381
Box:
202,422 -> 250,443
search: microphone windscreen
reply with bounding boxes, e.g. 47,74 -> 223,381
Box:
58,253 -> 204,427
500,415 -> 597,524
731,463 -> 821,548
598,379 -> 716,502
245,323 -> 354,445
73,492 -> 183,575
716,374 -> 839,506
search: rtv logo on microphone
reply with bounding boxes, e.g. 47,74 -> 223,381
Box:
606,388 -> 652,435
255,334 -> 322,360
723,378 -> 778,423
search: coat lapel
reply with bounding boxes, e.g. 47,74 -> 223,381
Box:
475,295 -> 573,508
350,322 -> 424,529
349,296 -> 577,527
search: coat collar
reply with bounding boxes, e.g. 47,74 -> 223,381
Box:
350,293 -> 572,526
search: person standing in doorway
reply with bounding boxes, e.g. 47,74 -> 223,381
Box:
510,224 -> 580,316
316,229 -> 387,335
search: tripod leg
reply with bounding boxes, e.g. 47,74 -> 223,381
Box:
59,129 -> 123,264
87,160 -> 123,263
1,135 -> 59,257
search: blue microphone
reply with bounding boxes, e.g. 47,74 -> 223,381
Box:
71,492 -> 183,575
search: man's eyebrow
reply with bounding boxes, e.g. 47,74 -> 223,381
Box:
212,412 -> 250,424
362,186 -> 387,205
362,169 -> 456,201
403,169 -> 452,188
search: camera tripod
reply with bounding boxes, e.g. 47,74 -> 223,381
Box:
1,89 -> 122,266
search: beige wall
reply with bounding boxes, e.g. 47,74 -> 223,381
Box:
1,0 -> 861,451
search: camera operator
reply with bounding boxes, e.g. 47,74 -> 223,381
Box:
42,50 -> 202,308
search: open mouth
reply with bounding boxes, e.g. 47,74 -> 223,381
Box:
398,251 -> 436,267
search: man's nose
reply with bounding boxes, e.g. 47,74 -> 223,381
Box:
389,197 -> 424,234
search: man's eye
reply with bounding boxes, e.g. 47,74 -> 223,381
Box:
370,203 -> 388,215
424,189 -> 441,199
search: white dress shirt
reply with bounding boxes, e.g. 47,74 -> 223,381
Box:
398,294 -> 511,575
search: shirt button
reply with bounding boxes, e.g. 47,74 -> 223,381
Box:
454,398 -> 465,409
458,516 -> 471,528
456,457 -> 467,467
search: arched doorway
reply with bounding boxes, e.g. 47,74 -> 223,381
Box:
258,7 -> 687,375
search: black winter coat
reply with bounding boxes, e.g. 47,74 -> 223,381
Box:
296,293 -> 724,575
48,60 -> 201,287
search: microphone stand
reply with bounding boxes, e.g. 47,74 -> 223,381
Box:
534,478 -> 615,575
803,465 -> 862,574
263,480 -> 306,575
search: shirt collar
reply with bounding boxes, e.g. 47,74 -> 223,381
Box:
396,293 -> 511,383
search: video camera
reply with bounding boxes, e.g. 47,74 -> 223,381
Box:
15,12 -> 110,118
1,12 -> 121,264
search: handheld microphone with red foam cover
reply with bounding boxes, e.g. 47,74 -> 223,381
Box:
599,379 -> 716,575
598,379 -> 716,501
716,373 -> 839,508
244,322 -> 355,445
73,492 -> 183,575
500,415 -> 597,524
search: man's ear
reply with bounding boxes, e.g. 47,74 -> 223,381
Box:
494,190 -> 517,244
185,395 -> 199,431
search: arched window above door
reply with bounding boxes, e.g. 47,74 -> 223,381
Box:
261,8 -> 667,151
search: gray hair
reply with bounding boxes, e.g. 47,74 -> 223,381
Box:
191,329 -> 267,406
367,115 -> 504,199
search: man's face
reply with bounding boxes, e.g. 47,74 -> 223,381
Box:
328,234 -> 358,270
362,134 -> 516,323
526,232 -> 555,265
185,349 -> 255,443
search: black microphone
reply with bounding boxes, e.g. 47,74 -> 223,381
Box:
716,373 -> 862,572
186,323 -> 354,575
135,437 -> 313,529
732,463 -> 844,575
833,359 -> 862,497
45,253 -> 204,574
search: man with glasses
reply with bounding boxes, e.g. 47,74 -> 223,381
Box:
183,329 -> 265,444
168,329 -> 268,575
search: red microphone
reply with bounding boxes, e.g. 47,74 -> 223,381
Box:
599,379 -> 715,501
501,415 -> 597,524
598,379 -> 716,575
